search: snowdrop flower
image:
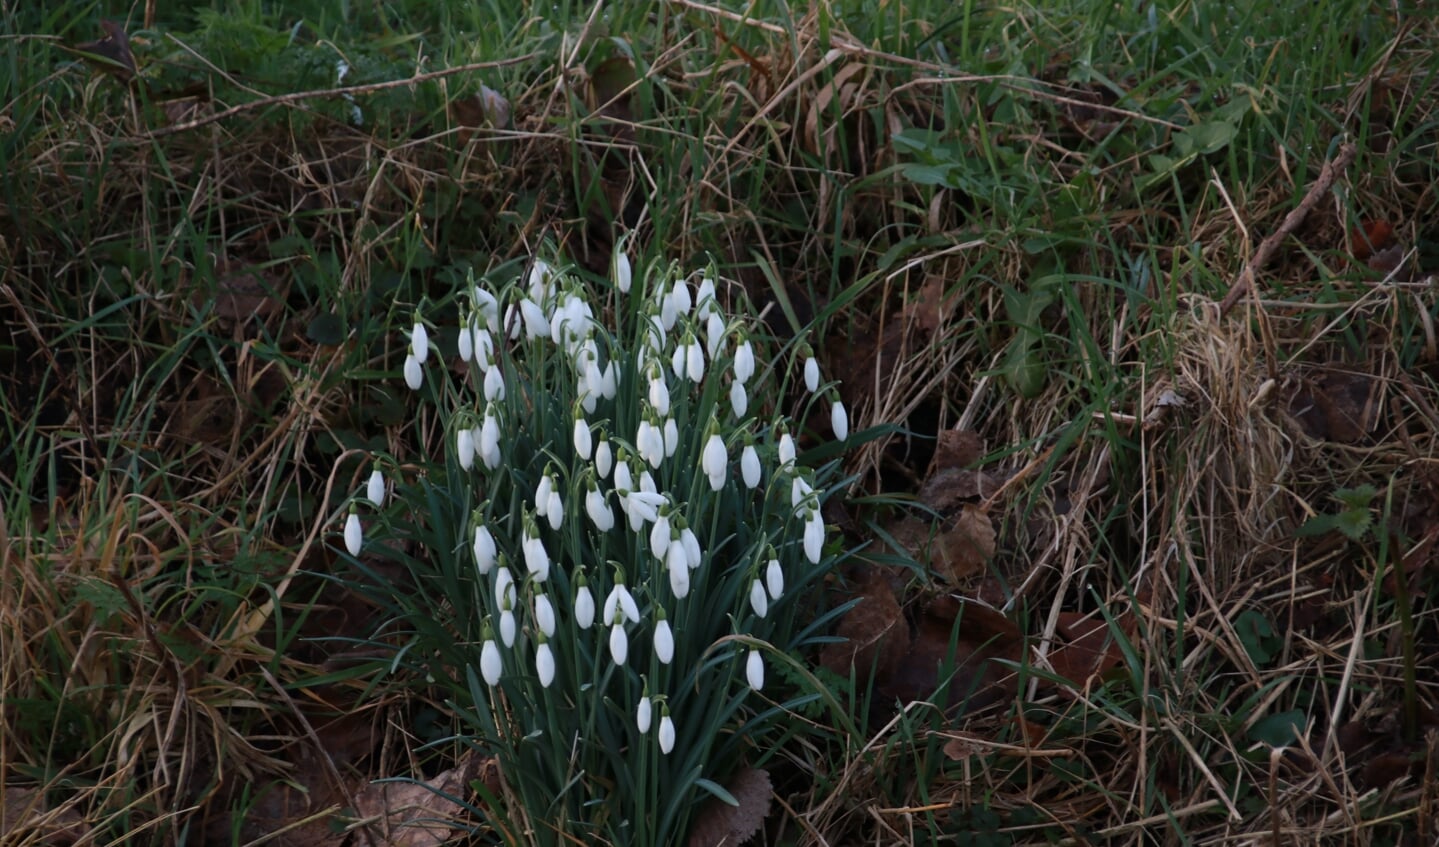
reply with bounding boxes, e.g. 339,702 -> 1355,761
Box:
647,368 -> 670,417
671,278 -> 692,316
803,351 -> 820,393
730,380 -> 747,418
458,315 -> 474,361
535,637 -> 555,688
595,436 -> 613,479
803,509 -> 824,564
574,573 -> 596,630
474,327 -> 495,371
343,509 -> 362,556
695,276 -> 716,319
613,456 -> 633,497
534,591 -> 557,638
832,396 -> 850,441
746,649 -> 765,691
636,693 -> 652,733
613,250 -> 632,294
573,415 -> 593,460
749,578 -> 769,618
484,366 -> 506,402
649,508 -> 672,560
499,603 -> 517,648
403,354 -> 423,391
522,522 -> 551,582
733,339 -> 755,384
791,475 -> 814,512
480,408 -> 501,469
701,431 -> 727,491
687,337 -> 705,383
778,430 -> 796,467
520,297 -> 549,338
678,521 -> 702,570
670,339 -> 687,382
481,627 -> 502,686
585,480 -> 614,532
706,311 -> 725,359
658,708 -> 675,754
741,441 -> 761,489
474,287 -> 500,334
366,467 -> 385,507
545,482 -> 564,531
766,555 -> 784,600
473,523 -> 497,574
659,286 -> 678,331
535,475 -> 553,518
599,361 -> 617,399
604,580 -> 642,626
609,621 -> 629,666
494,564 -> 517,611
663,418 -> 679,458
410,320 -> 429,364
627,490 -> 666,531
654,611 -> 674,664
637,418 -> 663,469
667,542 -> 690,598
457,428 -> 475,471
528,258 -> 554,303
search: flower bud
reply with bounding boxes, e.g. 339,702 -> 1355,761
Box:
473,525 -> 496,574
366,468 -> 385,507
536,639 -> 556,688
766,557 -> 784,600
832,399 -> 849,441
733,340 -> 755,384
613,251 -> 632,294
749,578 -> 769,618
741,443 -> 761,489
702,433 -> 727,491
746,649 -> 765,691
654,615 -> 674,664
595,436 -> 613,479
730,380 -> 747,418
636,695 -> 652,733
481,637 -> 502,686
457,428 -> 475,471
804,354 -> 820,393
343,510 -> 362,556
411,321 -> 429,364
574,576 -> 596,630
658,709 -> 675,754
403,354 -> 423,391
535,592 -> 557,638
573,416 -> 593,460
609,622 -> 629,666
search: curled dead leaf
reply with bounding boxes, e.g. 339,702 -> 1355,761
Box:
819,569 -> 908,687
932,505 -> 995,583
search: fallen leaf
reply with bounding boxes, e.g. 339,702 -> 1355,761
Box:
1288,371 -> 1380,443
928,429 -> 985,476
932,505 -> 995,583
1349,219 -> 1394,262
352,758 -> 476,846
686,767 -> 771,847
1046,610 -> 1132,695
819,568 -> 909,687
880,596 -> 1023,712
1,787 -> 86,844
941,731 -> 986,761
69,20 -> 136,84
450,84 -> 512,144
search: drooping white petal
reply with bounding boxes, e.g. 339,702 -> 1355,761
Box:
457,429 -> 475,471
573,418 -> 593,460
458,319 -> 474,362
495,567 -> 516,609
636,696 -> 652,732
670,342 -> 687,382
730,380 -> 747,418
546,490 -> 564,531
585,485 -> 613,532
366,469 -> 385,507
804,355 -> 820,392
701,434 -> 727,490
746,649 -> 765,691
667,543 -> 690,598
649,513 -> 671,560
484,367 -> 506,402
686,340 -> 704,383
481,639 -> 502,686
499,608 -> 517,647
599,362 -> 617,399
535,593 -> 557,638
473,526 -> 496,574
680,527 -> 702,570
663,418 -> 678,458
411,322 -> 429,364
766,558 -> 784,600
403,354 -> 423,391
733,341 -> 755,384
654,618 -> 674,664
343,512 -> 362,556
671,279 -> 692,315
474,328 -> 495,371
480,410 -> 502,469
575,583 -> 596,630
648,372 -> 670,417
804,511 -> 824,564
535,476 -> 553,515
595,439 -> 613,479
609,623 -> 628,666
613,251 -> 632,294
520,297 -> 549,338
706,311 -> 725,359
696,276 -> 716,320
778,432 -> 796,467
749,579 -> 769,618
832,400 -> 849,440
523,535 -> 551,582
658,713 -> 675,754
536,641 -> 555,688
618,585 -> 641,624
741,444 -> 761,488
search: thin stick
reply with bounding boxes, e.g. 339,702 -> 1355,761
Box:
1218,142 -> 1357,316
145,55 -> 537,139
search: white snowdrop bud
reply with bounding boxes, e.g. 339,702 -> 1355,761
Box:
403,354 -> 423,391
730,380 -> 747,418
832,399 -> 849,441
804,354 -> 819,393
733,340 -> 755,384
595,437 -> 613,479
706,311 -> 725,359
663,418 -> 679,458
411,321 -> 429,364
609,622 -> 629,666
473,525 -> 496,574
573,417 -> 593,460
480,410 -> 501,469
474,327 -> 495,371
636,695 -> 652,733
667,542 -> 690,598
546,488 -> 564,531
475,288 -> 500,334
670,342 -> 687,382
779,432 -> 796,467
585,483 -> 613,532
457,428 -> 475,471
671,279 -> 692,315
649,512 -> 671,560
536,640 -> 555,688
481,637 -> 502,686
484,366 -> 506,402
696,276 -> 717,320
528,258 -> 554,303
523,533 -> 551,583
613,251 -> 632,294
766,557 -> 784,600
654,616 -> 674,664
574,580 -> 596,630
605,584 -> 641,625
495,566 -> 516,610
648,370 -> 670,417
741,443 -> 761,489
520,297 -> 549,338
804,510 -> 824,564
613,459 -> 633,495
499,607 -> 517,647
749,578 -> 769,618
680,526 -> 702,570
702,433 -> 727,491
343,511 -> 362,556
600,361 -> 617,399
366,468 -> 385,507
535,475 -> 553,517
659,288 -> 678,331
746,649 -> 765,691
457,321 -> 473,362
658,710 -> 675,754
535,592 -> 557,638
686,339 -> 705,383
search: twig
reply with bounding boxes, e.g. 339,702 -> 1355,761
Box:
1218,142 -> 1357,316
144,55 -> 537,139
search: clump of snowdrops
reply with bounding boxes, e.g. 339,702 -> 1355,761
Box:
339,252 -> 850,845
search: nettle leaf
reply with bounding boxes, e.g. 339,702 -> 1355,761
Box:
1249,709 -> 1307,748
1334,508 -> 1373,541
1335,484 -> 1378,510
1296,513 -> 1339,537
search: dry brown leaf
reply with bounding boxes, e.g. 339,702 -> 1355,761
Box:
819,569 -> 908,686
352,759 -> 474,847
941,731 -> 986,761
685,767 -> 772,847
70,20 -> 136,83
881,596 -> 1023,711
1,787 -> 85,844
1289,371 -> 1380,443
927,429 -> 984,477
932,505 -> 995,583
1046,610 -> 1131,695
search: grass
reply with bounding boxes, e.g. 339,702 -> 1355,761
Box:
2,0 -> 1437,843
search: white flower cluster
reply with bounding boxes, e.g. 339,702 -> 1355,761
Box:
340,253 -> 849,760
